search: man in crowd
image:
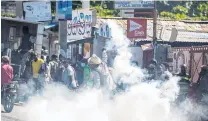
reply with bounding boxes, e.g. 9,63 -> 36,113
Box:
48,54 -> 59,82
1,56 -> 13,99
1,56 -> 13,86
81,59 -> 93,88
102,48 -> 108,64
31,53 -> 44,94
147,59 -> 157,80
176,64 -> 191,102
88,54 -> 116,91
62,60 -> 78,89
56,54 -> 65,83
76,54 -> 84,86
197,65 -> 208,100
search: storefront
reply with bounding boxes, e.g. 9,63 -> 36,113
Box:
1,17 -> 45,56
64,9 -> 96,64
67,37 -> 94,64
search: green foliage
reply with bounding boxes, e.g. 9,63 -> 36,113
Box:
92,4 -> 116,17
197,3 -> 208,17
175,13 -> 188,20
157,1 -> 208,21
48,1 -> 208,20
173,5 -> 188,14
160,11 -> 176,19
1,13 -> 16,18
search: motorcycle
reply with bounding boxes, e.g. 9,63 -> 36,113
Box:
1,83 -> 17,113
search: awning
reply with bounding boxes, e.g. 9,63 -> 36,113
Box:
44,22 -> 58,30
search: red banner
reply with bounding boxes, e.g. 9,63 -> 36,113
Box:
127,18 -> 147,38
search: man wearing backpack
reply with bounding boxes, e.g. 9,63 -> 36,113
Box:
48,55 -> 59,82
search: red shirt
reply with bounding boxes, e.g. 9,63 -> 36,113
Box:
1,64 -> 13,85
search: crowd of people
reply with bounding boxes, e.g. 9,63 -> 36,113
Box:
1,48 -> 208,102
1,48 -> 117,96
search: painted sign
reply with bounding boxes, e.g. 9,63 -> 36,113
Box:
57,0 -> 72,20
115,1 -> 154,9
67,9 -> 92,40
99,23 -> 111,38
23,2 -> 52,22
127,18 -> 147,38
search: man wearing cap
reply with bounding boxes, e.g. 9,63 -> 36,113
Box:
88,54 -> 116,91
1,56 -> 13,86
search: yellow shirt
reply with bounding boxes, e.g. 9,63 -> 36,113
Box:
32,58 -> 44,78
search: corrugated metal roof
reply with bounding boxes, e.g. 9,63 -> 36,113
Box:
96,19 -> 208,43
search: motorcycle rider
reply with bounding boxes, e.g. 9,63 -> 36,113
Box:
1,56 -> 15,113
1,56 -> 14,97
1,56 -> 13,86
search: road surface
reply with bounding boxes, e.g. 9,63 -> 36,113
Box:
1,104 -> 26,121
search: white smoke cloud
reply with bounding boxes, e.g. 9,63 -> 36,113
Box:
14,19 -> 208,121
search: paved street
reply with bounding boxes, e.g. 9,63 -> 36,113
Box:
1,104 -> 26,121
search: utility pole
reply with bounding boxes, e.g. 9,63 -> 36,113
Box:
153,1 -> 157,59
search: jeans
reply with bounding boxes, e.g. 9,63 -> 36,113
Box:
32,78 -> 44,95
